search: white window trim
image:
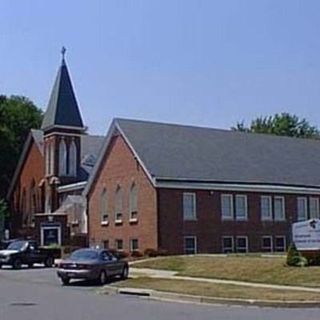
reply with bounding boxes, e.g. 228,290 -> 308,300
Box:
261,235 -> 273,252
261,195 -> 272,221
235,195 -> 248,221
184,236 -> 197,254
309,197 -> 319,219
115,239 -> 124,251
222,236 -> 234,253
275,235 -> 286,252
183,192 -> 197,221
221,194 -> 234,220
236,236 -> 248,253
130,239 -> 139,252
297,197 -> 308,221
100,189 -> 108,225
129,183 -> 138,220
274,196 -> 286,221
40,226 -> 61,246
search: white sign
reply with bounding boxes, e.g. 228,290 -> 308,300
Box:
292,219 -> 320,251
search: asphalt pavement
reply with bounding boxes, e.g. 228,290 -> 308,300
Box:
0,266 -> 319,320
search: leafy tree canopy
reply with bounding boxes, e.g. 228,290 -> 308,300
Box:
232,113 -> 319,138
0,95 -> 43,199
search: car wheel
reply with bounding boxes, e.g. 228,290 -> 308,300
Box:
0,263 -> 2,269
98,270 -> 107,285
12,259 -> 22,269
61,277 -> 70,286
28,263 -> 33,268
44,256 -> 54,268
121,266 -> 129,279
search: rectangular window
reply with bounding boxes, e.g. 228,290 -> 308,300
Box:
235,195 -> 248,220
183,193 -> 197,220
261,196 -> 272,221
297,197 -> 308,221
184,236 -> 197,254
274,196 -> 285,221
222,236 -> 234,253
115,212 -> 123,224
236,236 -> 248,253
274,236 -> 286,252
261,236 -> 273,252
221,194 -> 233,220
309,197 -> 319,219
103,240 -> 109,249
115,239 -> 123,251
130,239 -> 139,252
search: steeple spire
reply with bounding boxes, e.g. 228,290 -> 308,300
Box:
41,49 -> 85,132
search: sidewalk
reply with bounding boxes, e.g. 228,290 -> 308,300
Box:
130,267 -> 320,293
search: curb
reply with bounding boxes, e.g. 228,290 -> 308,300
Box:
101,286 -> 320,309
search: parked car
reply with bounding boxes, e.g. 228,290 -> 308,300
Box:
0,240 -> 55,269
57,248 -> 129,285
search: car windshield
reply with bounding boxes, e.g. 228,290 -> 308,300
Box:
7,241 -> 28,251
70,249 -> 99,260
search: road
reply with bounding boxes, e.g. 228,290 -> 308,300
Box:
0,266 -> 319,320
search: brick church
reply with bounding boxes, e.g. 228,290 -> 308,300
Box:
7,52 -> 320,254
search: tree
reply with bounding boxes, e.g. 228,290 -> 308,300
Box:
0,95 -> 43,199
0,199 -> 9,239
232,113 -> 319,138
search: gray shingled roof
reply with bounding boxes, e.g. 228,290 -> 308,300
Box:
116,118 -> 320,188
41,59 -> 84,130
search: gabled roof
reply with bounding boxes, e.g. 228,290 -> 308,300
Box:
41,58 -> 85,131
7,130 -> 44,199
84,118 -> 320,196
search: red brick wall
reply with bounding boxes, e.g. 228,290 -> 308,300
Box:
88,134 -> 158,253
158,188 -> 311,254
11,141 -> 44,235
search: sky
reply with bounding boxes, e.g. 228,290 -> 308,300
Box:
1,0 -> 320,135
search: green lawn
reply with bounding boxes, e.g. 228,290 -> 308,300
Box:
114,277 -> 320,302
133,255 -> 320,287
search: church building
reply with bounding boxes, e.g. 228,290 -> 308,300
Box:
7,51 -> 320,254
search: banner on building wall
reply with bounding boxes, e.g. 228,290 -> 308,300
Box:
292,219 -> 320,251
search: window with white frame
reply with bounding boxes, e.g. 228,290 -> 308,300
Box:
59,138 -> 67,176
100,188 -> 108,224
221,194 -> 233,220
309,197 -> 319,219
130,239 -> 139,252
274,236 -> 286,252
222,236 -> 234,253
261,196 -> 272,221
50,142 -> 55,175
115,186 -> 123,223
184,236 -> 197,254
129,183 -> 138,221
297,197 -> 308,221
235,195 -> 248,220
68,139 -> 77,177
236,236 -> 248,253
115,239 -> 123,250
183,193 -> 197,220
274,196 -> 285,221
261,236 -> 273,252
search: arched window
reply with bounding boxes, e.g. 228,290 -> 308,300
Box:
21,189 -> 27,226
115,186 -> 123,223
129,183 -> 138,221
29,179 -> 37,225
59,138 -> 67,176
45,143 -> 50,175
100,188 -> 108,224
50,141 -> 55,175
68,139 -> 77,177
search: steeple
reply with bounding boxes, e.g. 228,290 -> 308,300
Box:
41,48 -> 85,132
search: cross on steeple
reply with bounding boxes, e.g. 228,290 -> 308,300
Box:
61,46 -> 66,59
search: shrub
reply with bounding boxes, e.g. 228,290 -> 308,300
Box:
286,243 -> 308,267
144,248 -> 158,257
131,250 -> 143,258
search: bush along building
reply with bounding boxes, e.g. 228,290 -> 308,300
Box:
7,51 -> 320,254
7,50 -> 104,246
